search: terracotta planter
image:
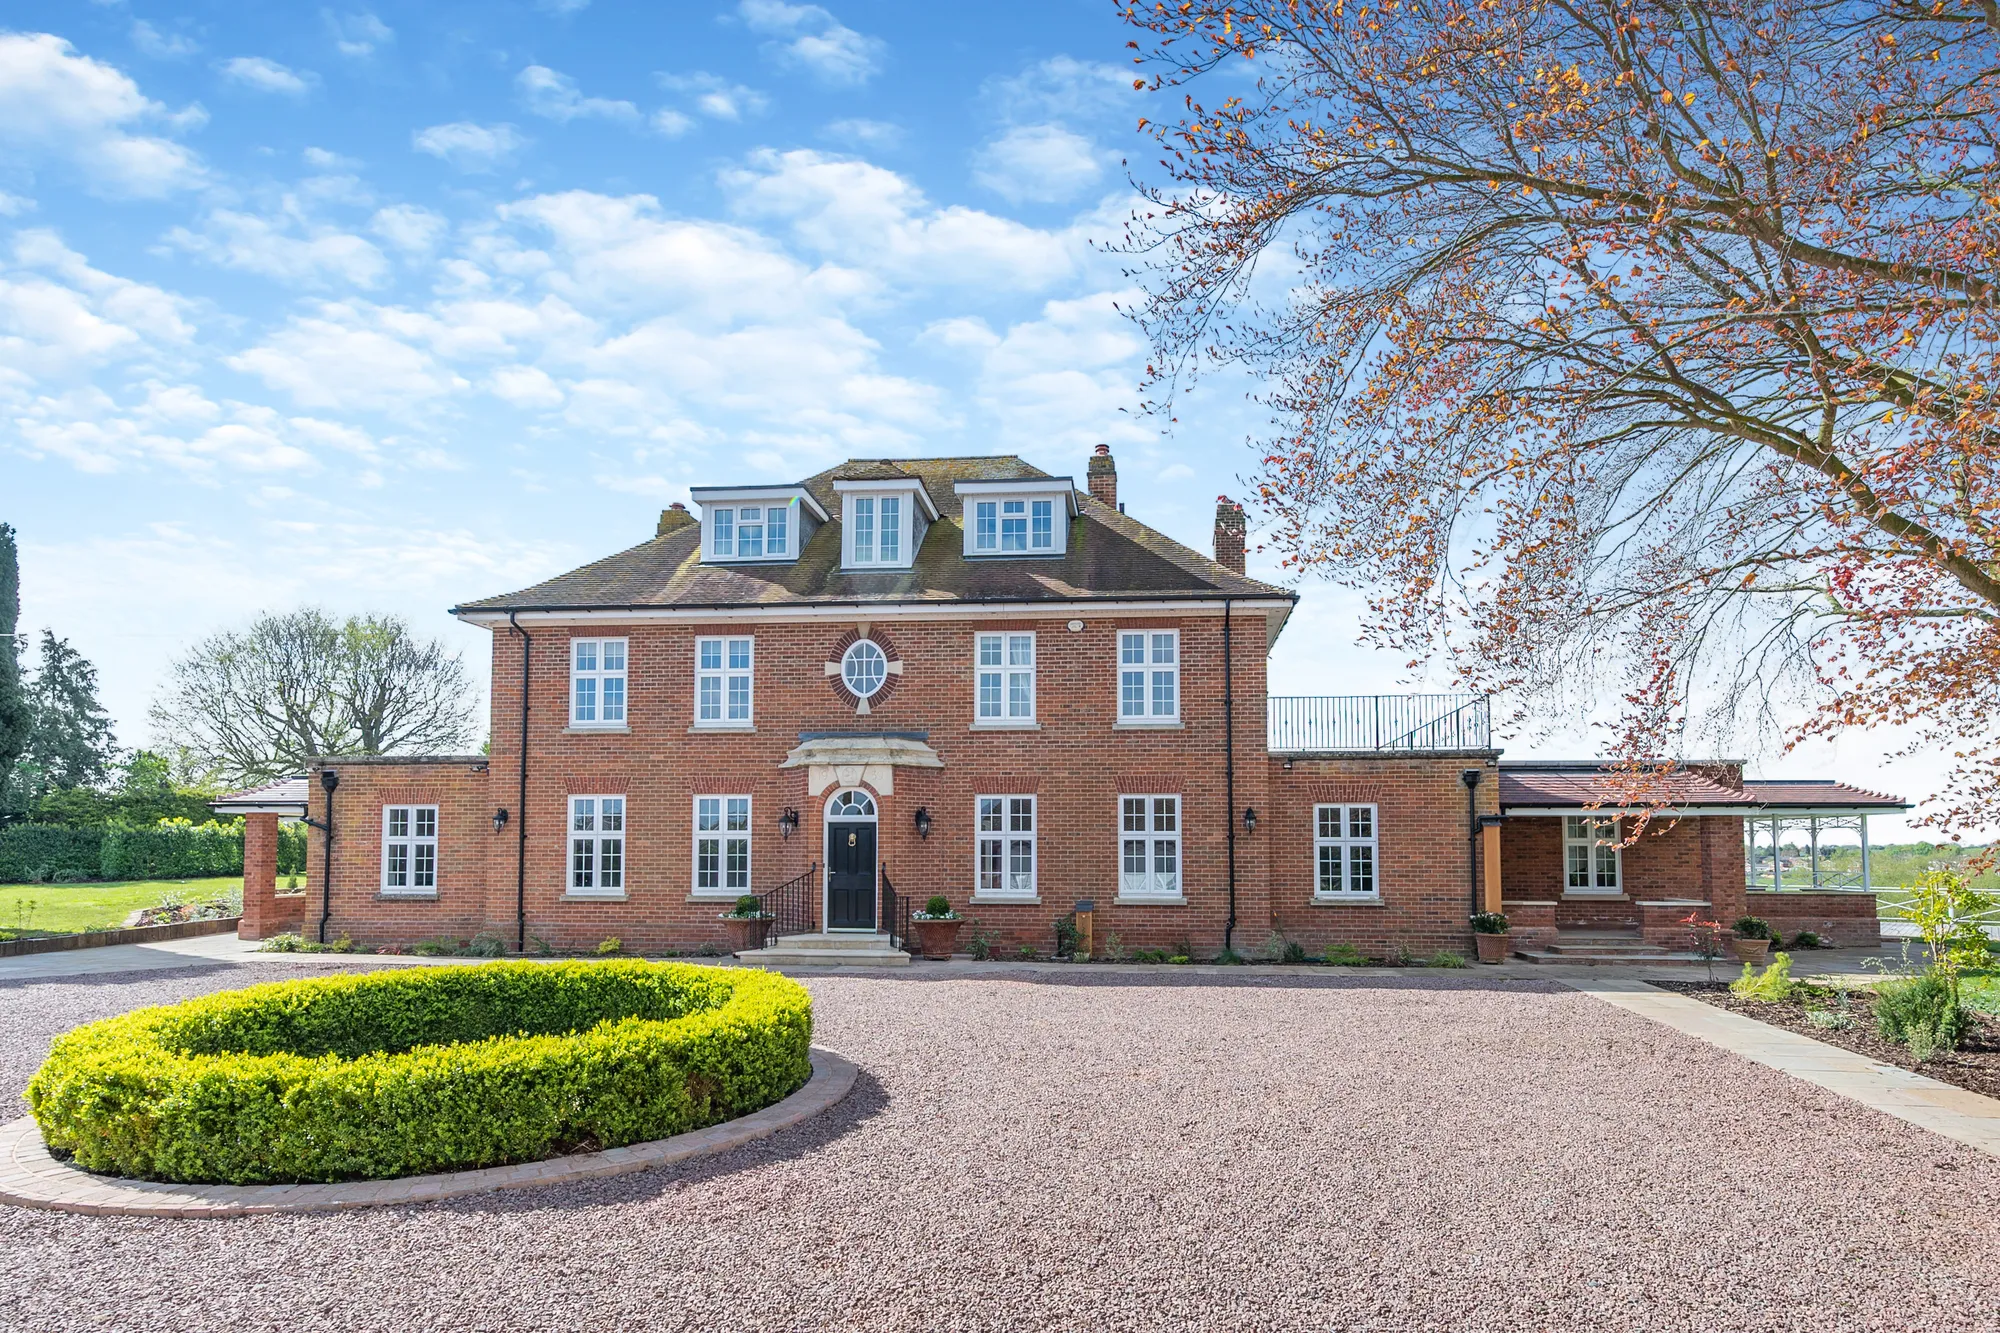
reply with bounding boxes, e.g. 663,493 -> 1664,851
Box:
1474,931 -> 1511,964
912,917 -> 963,961
1731,936 -> 1772,963
723,915 -> 773,953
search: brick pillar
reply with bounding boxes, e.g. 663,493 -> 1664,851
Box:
1213,496 -> 1246,574
240,812 -> 279,940
1087,444 -> 1117,508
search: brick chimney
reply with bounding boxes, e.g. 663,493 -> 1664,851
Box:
656,502 -> 695,537
1213,496 -> 1246,574
1086,443 -> 1117,509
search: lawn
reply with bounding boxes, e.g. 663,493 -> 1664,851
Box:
0,877 -> 242,939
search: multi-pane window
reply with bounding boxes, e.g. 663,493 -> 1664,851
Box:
695,636 -> 753,725
1564,816 -> 1621,893
975,632 -> 1034,721
710,506 -> 788,559
1314,804 -> 1378,898
695,795 -> 751,894
569,795 -> 625,895
976,796 -> 1036,898
570,638 -> 627,727
381,805 -> 438,893
851,494 -> 906,565
971,499 -> 1057,553
1118,630 -> 1179,721
1120,796 -> 1180,898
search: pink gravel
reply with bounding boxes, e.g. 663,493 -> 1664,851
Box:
3,963 -> 2000,1331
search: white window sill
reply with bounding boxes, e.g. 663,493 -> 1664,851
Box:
968,895 -> 1040,906
1115,719 -> 1182,730
969,721 -> 1040,731
378,890 -> 438,900
688,723 -> 756,734
688,888 -> 751,900
566,724 -> 631,735
562,891 -> 628,902
1313,895 -> 1384,907
1562,892 -> 1628,901
1112,895 -> 1187,907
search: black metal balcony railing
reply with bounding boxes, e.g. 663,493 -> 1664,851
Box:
756,863 -> 819,938
1266,693 -> 1491,753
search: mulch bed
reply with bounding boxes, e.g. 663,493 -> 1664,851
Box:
1656,978 -> 2000,1099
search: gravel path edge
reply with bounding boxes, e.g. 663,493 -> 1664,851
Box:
0,1046 -> 856,1218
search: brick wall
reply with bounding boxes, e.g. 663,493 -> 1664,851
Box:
1500,814 -> 1747,932
1743,890 -> 1882,948
1264,753 -> 1500,955
303,759 -> 495,950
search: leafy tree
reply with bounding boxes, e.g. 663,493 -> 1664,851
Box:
17,631 -> 119,797
0,525 -> 29,821
150,608 -> 479,784
1123,0 -> 2000,821
26,751 -> 217,829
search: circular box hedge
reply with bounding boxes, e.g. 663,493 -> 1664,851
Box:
23,960 -> 814,1185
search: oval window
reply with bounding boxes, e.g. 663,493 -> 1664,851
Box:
841,639 -> 888,697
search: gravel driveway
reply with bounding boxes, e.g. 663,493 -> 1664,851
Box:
3,961 -> 1999,1332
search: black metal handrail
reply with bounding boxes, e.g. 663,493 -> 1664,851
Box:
1267,693 -> 1492,752
880,867 -> 913,953
757,863 -> 818,938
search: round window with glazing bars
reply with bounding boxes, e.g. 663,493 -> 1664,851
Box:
841,639 -> 887,697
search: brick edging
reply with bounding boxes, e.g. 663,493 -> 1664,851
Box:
0,917 -> 242,959
0,1047 -> 856,1217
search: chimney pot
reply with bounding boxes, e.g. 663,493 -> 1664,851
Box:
1213,496 -> 1246,575
656,503 -> 697,537
1087,444 -> 1118,509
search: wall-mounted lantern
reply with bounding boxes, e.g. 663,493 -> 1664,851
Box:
1242,806 -> 1259,834
914,806 -> 932,839
493,807 -> 509,834
777,807 -> 800,839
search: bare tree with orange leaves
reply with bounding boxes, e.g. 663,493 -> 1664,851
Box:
1120,0 -> 2000,824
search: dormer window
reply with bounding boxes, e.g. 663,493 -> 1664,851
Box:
852,495 -> 901,564
690,486 -> 825,564
956,478 -> 1076,558
834,478 -> 937,570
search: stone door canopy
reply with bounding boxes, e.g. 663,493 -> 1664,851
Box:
780,733 -> 944,796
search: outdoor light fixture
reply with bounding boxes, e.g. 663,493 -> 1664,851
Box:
914,806 -> 932,839
493,807 -> 509,834
1242,806 -> 1259,834
777,807 -> 800,839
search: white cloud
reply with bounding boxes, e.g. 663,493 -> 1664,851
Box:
130,21 -> 199,60
948,289 -> 1152,454
516,65 -> 639,123
973,124 -> 1108,204
538,0 -> 591,11
228,302 -> 470,412
0,230 -> 194,384
413,121 -> 526,173
0,192 -> 31,216
823,118 -> 901,150
369,204 -> 447,255
723,149 -> 1074,289
983,56 -> 1129,124
326,12 -> 393,58
657,72 -> 768,122
737,0 -> 883,87
303,145 -> 360,170
165,209 -> 389,288
487,364 -> 564,409
219,55 -> 312,96
0,33 -> 205,197
651,109 -> 694,138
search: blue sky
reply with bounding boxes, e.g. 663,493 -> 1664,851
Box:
0,0 -> 1945,834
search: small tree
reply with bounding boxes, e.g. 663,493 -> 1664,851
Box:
150,609 -> 479,785
1903,868 -> 1995,1000
0,525 -> 30,820
18,631 -> 119,797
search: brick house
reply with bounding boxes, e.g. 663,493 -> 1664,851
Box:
224,447 -> 1905,962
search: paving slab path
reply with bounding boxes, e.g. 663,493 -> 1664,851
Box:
3,960 -> 1999,1331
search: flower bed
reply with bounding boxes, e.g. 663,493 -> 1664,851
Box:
24,960 -> 813,1185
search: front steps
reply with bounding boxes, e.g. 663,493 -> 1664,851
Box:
735,931 -> 911,968
1514,930 -> 1711,967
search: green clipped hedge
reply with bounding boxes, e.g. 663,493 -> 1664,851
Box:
101,819 -> 244,880
0,825 -> 105,884
26,960 -> 814,1184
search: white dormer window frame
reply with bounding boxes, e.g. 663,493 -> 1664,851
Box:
690,487 -> 828,565
833,478 -> 938,571
955,479 -> 1077,558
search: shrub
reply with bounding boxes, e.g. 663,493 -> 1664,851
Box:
1427,950 -> 1468,969
1470,911 -> 1509,935
1323,943 -> 1369,966
596,936 -> 623,956
1279,938 -> 1309,965
1789,931 -> 1825,950
25,960 -> 813,1184
921,894 -> 953,918
102,818 -> 246,881
966,925 -> 995,961
1875,971 -> 1971,1061
1732,916 -> 1775,942
0,825 -> 105,884
729,894 -> 764,918
1730,952 -> 1797,1001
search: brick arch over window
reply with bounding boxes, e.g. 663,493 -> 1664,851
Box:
826,627 -> 905,711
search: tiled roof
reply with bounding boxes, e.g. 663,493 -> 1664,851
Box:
212,776 -> 309,812
1499,764 -> 1907,811
453,455 -> 1292,613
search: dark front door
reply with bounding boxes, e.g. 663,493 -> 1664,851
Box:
827,822 -> 877,930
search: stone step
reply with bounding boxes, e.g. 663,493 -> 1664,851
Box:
1513,949 -> 1715,967
736,932 -> 911,968
1542,941 -> 1666,956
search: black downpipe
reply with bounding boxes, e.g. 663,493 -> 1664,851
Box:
312,768 -> 339,943
1462,769 -> 1483,918
1223,598 -> 1237,955
511,611 -> 532,953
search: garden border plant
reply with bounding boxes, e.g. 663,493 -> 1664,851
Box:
24,959 -> 813,1185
